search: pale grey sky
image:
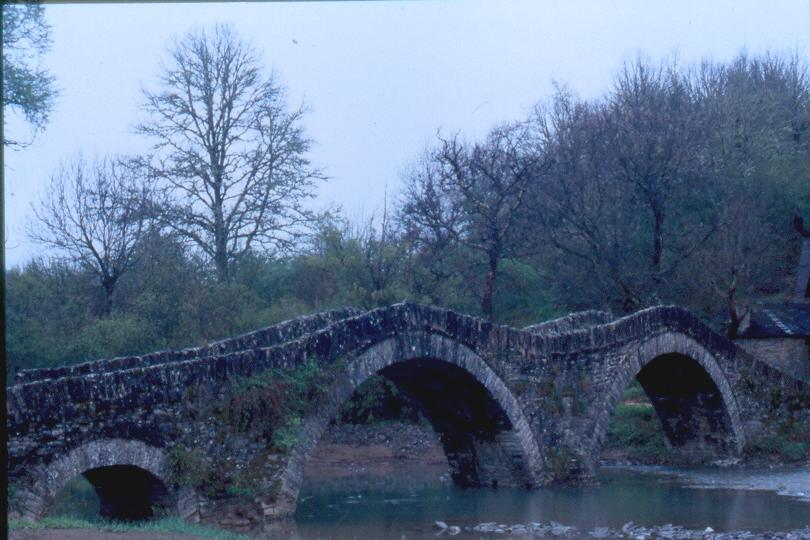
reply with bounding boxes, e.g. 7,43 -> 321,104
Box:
4,0 -> 810,268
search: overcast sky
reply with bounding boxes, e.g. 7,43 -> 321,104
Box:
4,0 -> 810,268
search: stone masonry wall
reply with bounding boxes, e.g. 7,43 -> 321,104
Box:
735,338 -> 809,381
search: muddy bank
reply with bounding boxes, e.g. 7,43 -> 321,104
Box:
8,530 -> 212,540
303,421 -> 449,479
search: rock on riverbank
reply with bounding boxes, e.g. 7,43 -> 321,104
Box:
443,521 -> 810,539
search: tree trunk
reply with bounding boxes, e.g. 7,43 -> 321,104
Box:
481,253 -> 498,319
214,211 -> 229,283
651,206 -> 664,289
101,275 -> 117,317
725,268 -> 745,338
214,244 -> 229,283
652,208 -> 664,283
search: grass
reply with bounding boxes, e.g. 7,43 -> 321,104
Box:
8,516 -> 253,539
603,382 -> 669,463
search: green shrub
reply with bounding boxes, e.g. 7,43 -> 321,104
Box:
604,401 -> 668,463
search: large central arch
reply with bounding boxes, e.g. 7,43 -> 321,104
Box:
271,331 -> 546,518
591,332 -> 746,463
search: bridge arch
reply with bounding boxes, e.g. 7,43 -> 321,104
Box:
272,330 -> 546,518
592,332 -> 745,462
13,438 -> 173,521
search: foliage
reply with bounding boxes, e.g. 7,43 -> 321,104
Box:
168,359 -> 334,497
604,402 -> 669,463
46,473 -> 99,521
743,404 -> 810,463
2,1 -> 57,147
546,447 -> 583,481
620,380 -> 648,402
528,54 -> 810,316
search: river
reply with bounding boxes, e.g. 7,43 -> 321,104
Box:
291,465 -> 810,539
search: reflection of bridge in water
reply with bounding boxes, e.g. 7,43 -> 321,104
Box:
7,302 -> 809,530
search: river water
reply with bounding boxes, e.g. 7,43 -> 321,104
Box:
292,465 -> 810,539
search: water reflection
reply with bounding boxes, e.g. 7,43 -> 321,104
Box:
289,467 -> 810,540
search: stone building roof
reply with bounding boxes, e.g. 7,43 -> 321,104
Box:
737,303 -> 810,339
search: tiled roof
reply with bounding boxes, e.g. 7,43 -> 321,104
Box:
737,302 -> 810,339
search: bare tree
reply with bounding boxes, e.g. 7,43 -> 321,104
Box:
400,123 -> 541,318
529,60 -> 717,312
530,55 -> 809,315
607,59 -> 718,295
29,156 -> 152,315
528,89 -> 644,312
136,24 -> 322,282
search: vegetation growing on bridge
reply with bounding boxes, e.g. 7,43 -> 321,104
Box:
216,359 -> 331,449
169,358 -> 336,499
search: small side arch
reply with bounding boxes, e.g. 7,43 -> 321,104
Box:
269,331 -> 546,518
13,438 -> 173,520
591,332 -> 745,461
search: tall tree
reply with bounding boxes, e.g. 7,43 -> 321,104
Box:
607,59 -> 714,293
136,24 -> 322,282
29,155 -> 152,316
400,123 -> 541,318
528,89 -> 643,312
2,1 -> 57,147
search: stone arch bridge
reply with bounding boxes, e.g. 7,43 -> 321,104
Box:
7,303 -> 809,529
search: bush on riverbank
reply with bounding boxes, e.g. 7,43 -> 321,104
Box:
744,434 -> 810,463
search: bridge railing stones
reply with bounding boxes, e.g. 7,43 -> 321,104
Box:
9,303 -> 807,422
523,310 -> 613,336
13,307 -> 363,385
